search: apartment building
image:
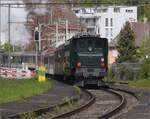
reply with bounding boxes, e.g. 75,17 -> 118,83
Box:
72,6 -> 137,42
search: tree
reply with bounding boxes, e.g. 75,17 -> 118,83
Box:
136,38 -> 150,78
116,21 -> 137,63
0,42 -> 13,52
137,39 -> 150,59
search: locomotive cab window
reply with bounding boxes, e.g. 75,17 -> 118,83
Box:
78,39 -> 87,49
95,40 -> 104,49
88,40 -> 93,52
77,39 -> 87,52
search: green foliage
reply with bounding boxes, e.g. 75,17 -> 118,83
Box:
137,38 -> 150,79
63,0 -> 150,22
118,65 -> 134,80
21,112 -> 36,119
116,22 -> 137,63
73,85 -> 81,95
129,78 -> 150,88
0,42 -> 13,52
137,39 -> 150,59
139,59 -> 150,78
0,42 -> 22,52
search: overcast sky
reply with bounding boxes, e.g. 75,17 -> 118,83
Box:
0,0 -> 31,45
0,0 -> 51,45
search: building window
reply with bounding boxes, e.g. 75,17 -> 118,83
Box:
86,19 -> 88,23
105,18 -> 108,27
74,10 -> 79,13
97,8 -> 107,13
110,18 -> 113,26
102,8 -> 107,13
126,9 -> 133,13
114,7 -> 120,13
105,28 -> 108,37
110,28 -> 113,37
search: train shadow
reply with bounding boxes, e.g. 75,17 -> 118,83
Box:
83,84 -> 109,90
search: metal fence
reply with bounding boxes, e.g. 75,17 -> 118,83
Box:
111,62 -> 142,80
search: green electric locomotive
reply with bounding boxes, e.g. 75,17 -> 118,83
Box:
54,33 -> 108,86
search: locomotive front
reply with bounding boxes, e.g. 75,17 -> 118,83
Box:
71,35 -> 108,86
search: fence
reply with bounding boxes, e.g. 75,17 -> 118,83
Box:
111,62 -> 142,80
0,67 -> 35,79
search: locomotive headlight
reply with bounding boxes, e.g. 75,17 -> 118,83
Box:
76,62 -> 81,68
88,46 -> 92,52
101,58 -> 104,62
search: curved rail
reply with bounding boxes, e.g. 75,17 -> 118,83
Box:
8,87 -> 95,119
108,86 -> 138,99
98,88 -> 126,119
52,89 -> 95,119
51,88 -> 126,119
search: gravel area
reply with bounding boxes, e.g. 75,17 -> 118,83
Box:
112,90 -> 139,119
111,84 -> 150,119
50,89 -> 121,119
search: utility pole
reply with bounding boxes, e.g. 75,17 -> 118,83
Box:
8,4 -> 11,68
39,24 -> 41,52
149,21 -> 150,40
50,6 -> 53,24
65,19 -> 68,41
56,22 -> 58,47
0,0 -> 1,45
34,27 -> 39,70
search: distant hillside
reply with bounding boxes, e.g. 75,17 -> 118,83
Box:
62,0 -> 150,5
62,0 -> 150,22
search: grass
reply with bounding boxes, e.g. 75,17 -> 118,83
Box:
106,75 -> 150,89
0,78 -> 50,104
129,78 -> 150,89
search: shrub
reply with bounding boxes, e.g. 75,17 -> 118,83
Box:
139,59 -> 150,79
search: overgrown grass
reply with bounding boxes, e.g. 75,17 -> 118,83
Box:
0,78 -> 50,104
129,79 -> 150,89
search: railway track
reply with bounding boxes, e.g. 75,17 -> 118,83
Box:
50,87 -> 138,119
51,88 -> 124,119
8,76 -> 138,119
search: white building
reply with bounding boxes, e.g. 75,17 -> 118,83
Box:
72,6 -> 137,42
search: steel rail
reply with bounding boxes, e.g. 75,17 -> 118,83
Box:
43,76 -> 136,119
51,88 -> 126,119
98,88 -> 126,119
7,87 -> 95,119
52,89 -> 95,119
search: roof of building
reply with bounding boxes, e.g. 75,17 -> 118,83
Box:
131,22 -> 149,46
110,22 -> 150,48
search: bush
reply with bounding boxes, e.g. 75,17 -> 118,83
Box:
112,63 -> 140,80
107,65 -> 114,79
119,65 -> 134,80
139,59 -> 150,79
